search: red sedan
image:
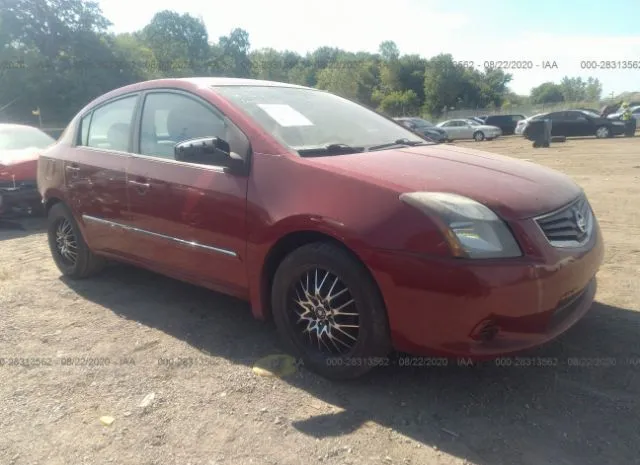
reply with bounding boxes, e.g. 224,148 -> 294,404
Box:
1,124 -> 55,216
37,78 -> 604,379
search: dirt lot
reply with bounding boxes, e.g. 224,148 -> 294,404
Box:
1,135 -> 640,465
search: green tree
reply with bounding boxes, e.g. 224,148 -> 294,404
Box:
217,28 -> 251,77
422,54 -> 467,115
141,10 -> 209,76
530,82 -> 565,104
559,76 -> 587,102
585,77 -> 603,101
250,48 -> 287,81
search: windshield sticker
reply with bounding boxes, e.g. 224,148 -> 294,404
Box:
257,104 -> 314,127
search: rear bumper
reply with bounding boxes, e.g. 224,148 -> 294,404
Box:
367,217 -> 604,359
0,183 -> 41,216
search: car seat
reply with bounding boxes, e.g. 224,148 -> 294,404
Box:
106,123 -> 130,152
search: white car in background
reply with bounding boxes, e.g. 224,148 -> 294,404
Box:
437,118 -> 502,141
514,113 -> 545,135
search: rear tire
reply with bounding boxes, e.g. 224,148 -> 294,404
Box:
47,203 -> 105,279
271,242 -> 391,380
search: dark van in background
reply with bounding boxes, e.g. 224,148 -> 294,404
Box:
483,114 -> 527,135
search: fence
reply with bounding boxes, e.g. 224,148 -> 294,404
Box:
431,101 -> 603,122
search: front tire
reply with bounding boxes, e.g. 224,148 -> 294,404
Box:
595,126 -> 610,138
473,131 -> 485,141
271,242 -> 391,380
47,203 -> 105,279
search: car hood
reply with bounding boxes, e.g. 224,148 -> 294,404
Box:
0,148 -> 40,182
0,147 -> 41,166
309,144 -> 581,220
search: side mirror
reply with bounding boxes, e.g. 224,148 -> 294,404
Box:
174,137 -> 243,172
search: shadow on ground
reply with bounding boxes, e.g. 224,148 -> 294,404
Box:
62,265 -> 640,465
0,215 -> 46,241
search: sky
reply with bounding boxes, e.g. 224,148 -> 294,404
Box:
98,0 -> 640,97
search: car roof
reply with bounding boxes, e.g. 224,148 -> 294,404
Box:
77,77 -> 319,116
180,77 -> 313,89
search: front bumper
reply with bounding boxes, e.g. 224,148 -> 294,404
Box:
367,214 -> 604,358
0,182 -> 42,216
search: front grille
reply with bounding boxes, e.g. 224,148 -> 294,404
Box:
535,195 -> 594,247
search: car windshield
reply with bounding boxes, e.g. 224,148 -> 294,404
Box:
213,85 -> 427,154
0,126 -> 55,150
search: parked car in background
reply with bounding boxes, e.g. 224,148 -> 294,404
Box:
515,110 -> 626,138
607,105 -> 640,121
38,77 -> 603,380
394,117 -> 447,143
469,116 -> 487,124
482,114 -> 527,135
437,118 -> 502,141
0,124 -> 55,216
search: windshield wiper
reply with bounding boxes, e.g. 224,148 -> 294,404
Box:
297,143 -> 365,157
366,138 -> 430,152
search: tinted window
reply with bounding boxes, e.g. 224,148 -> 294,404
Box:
512,115 -> 524,122
546,112 -> 564,121
139,92 -> 229,159
85,96 -> 137,152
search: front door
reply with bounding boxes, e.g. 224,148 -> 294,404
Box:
124,90 -> 250,297
66,94 -> 138,253
443,121 -> 461,139
563,111 -> 589,137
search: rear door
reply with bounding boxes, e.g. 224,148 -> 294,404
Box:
546,112 -> 566,136
124,89 -> 251,296
66,94 -> 138,253
459,120 -> 475,139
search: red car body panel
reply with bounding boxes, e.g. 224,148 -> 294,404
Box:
1,147 -> 46,215
37,78 -> 604,358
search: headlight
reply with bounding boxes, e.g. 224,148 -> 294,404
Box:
399,192 -> 522,259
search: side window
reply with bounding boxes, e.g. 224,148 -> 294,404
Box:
547,112 -> 563,121
86,96 -> 137,152
139,92 -> 228,160
512,115 -> 524,122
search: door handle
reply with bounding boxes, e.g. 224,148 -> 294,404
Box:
65,164 -> 80,178
128,179 -> 151,194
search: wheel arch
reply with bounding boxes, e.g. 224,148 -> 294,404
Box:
44,196 -> 62,214
257,230 -> 385,322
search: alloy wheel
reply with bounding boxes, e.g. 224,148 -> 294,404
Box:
54,218 -> 78,266
596,127 -> 609,138
289,268 -> 360,355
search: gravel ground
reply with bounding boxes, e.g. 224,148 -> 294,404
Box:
1,135 -> 639,465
